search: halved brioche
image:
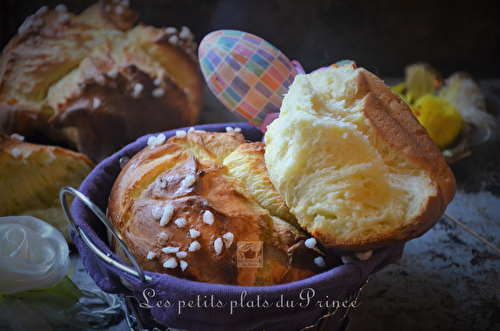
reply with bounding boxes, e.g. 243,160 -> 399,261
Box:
108,131 -> 331,286
0,134 -> 94,242
264,65 -> 456,252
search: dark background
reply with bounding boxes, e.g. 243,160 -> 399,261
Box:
1,0 -> 499,79
1,3 -> 499,331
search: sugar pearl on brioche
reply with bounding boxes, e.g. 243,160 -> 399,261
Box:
264,64 -> 456,253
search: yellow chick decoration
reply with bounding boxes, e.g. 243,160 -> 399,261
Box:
391,63 -> 463,149
405,63 -> 440,103
412,94 -> 462,149
391,62 -> 494,163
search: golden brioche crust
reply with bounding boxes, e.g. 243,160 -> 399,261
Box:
109,131 -> 328,285
109,131 -> 247,231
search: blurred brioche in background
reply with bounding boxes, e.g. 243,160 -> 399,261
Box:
0,0 -> 203,162
0,134 -> 94,242
265,65 -> 456,253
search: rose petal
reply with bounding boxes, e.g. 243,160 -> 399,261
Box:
0,216 -> 69,294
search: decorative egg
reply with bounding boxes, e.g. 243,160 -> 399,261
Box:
198,30 -> 299,128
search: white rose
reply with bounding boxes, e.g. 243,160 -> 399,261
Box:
0,216 -> 70,295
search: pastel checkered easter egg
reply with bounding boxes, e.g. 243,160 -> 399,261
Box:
199,30 -> 299,128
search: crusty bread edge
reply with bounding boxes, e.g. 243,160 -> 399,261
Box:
357,69 -> 456,207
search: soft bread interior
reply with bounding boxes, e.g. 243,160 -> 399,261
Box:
265,66 -> 442,249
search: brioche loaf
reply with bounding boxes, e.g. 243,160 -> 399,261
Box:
264,65 -> 456,252
0,134 -> 94,242
0,1 -> 135,146
0,1 -> 203,162
108,130 -> 332,286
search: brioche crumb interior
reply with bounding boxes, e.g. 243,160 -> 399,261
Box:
265,67 -> 436,242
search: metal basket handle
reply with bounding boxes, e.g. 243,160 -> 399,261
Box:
60,186 -> 151,283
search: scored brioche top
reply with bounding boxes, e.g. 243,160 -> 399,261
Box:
265,65 -> 456,252
108,129 -> 333,286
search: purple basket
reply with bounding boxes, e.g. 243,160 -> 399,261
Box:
64,123 -> 404,331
